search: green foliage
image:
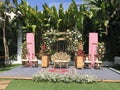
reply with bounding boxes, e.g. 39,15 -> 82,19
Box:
85,0 -> 120,60
18,0 -> 37,33
97,42 -> 106,60
38,0 -> 93,54
1,0 -> 120,62
0,0 -> 16,64
21,41 -> 27,59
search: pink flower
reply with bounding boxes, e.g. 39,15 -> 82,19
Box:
48,68 -> 69,74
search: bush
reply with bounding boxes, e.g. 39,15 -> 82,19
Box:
33,70 -> 97,83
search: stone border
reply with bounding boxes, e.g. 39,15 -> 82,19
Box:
109,67 -> 120,74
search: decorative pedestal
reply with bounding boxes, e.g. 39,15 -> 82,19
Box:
84,60 -> 91,68
94,60 -> 102,69
22,59 -> 28,66
41,55 -> 49,67
76,56 -> 84,69
22,57 -> 38,67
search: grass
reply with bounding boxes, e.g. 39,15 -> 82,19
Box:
0,64 -> 21,72
6,80 -> 120,90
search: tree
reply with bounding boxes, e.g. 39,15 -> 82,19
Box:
0,0 -> 19,65
89,0 -> 120,60
0,0 -> 11,65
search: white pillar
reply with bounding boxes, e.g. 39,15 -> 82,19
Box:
14,29 -> 22,64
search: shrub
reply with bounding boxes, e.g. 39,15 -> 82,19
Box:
33,70 -> 97,83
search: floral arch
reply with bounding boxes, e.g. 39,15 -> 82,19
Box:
42,28 -> 83,54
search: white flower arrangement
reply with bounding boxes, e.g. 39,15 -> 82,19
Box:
97,42 -> 106,60
33,69 -> 97,83
42,28 -> 83,52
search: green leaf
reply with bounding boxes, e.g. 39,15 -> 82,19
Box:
32,25 -> 36,33
104,20 -> 109,27
44,24 -> 50,27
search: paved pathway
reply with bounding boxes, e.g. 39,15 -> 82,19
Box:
0,66 -> 120,81
77,68 -> 120,80
0,66 -> 42,78
0,80 -> 11,90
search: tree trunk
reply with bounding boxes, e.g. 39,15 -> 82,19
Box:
3,15 -> 9,65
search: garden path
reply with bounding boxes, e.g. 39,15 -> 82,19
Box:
0,80 -> 11,90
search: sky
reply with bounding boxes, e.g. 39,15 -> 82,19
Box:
17,0 -> 84,11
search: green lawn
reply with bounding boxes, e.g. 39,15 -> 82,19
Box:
0,64 -> 21,72
6,80 -> 120,90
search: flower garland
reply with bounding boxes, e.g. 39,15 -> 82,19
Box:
42,28 -> 83,53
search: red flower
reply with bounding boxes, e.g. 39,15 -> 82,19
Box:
41,44 -> 46,50
48,68 -> 69,74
